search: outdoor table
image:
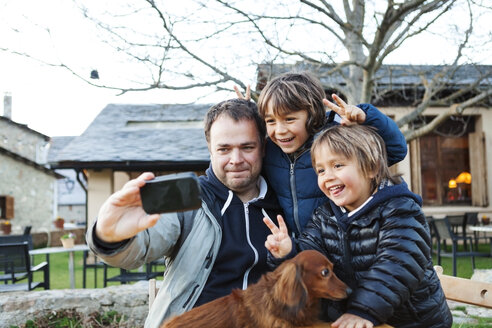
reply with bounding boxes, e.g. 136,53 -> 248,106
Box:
469,225 -> 492,233
29,244 -> 90,289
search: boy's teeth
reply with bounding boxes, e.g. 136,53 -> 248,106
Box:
330,185 -> 342,191
278,137 -> 293,142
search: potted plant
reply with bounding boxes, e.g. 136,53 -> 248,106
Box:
54,216 -> 65,229
482,215 -> 490,225
60,232 -> 76,248
1,220 -> 11,235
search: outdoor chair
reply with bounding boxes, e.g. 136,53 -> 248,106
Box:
431,216 -> 491,276
0,234 -> 33,250
464,212 -> 491,250
82,250 -> 106,288
0,242 -> 49,292
104,262 -> 160,287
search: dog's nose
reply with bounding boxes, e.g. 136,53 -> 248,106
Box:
346,287 -> 353,296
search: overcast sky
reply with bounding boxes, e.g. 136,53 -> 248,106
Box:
1,0 -> 491,137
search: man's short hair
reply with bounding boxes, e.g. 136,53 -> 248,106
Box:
257,71 -> 326,135
204,98 -> 266,144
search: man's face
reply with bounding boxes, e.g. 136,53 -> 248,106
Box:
208,114 -> 263,199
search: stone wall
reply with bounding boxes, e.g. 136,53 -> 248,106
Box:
0,119 -> 50,163
0,153 -> 56,232
31,228 -> 86,248
0,281 -> 152,327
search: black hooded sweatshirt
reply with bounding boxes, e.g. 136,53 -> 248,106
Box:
194,166 -> 282,306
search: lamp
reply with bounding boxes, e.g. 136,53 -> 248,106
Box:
455,172 -> 471,184
448,179 -> 457,189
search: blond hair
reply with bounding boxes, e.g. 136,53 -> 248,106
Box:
311,125 -> 400,190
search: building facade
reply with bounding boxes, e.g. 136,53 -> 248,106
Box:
0,103 -> 60,233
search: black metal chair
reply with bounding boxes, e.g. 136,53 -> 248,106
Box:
103,262 -> 160,287
431,216 -> 491,276
0,234 -> 33,250
82,250 -> 106,288
0,242 -> 49,292
464,212 -> 491,250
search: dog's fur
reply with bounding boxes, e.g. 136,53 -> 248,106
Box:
161,250 -> 349,328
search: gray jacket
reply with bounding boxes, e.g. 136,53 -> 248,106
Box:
86,199 -> 222,328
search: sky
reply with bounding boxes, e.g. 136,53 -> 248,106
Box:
1,0 -> 491,137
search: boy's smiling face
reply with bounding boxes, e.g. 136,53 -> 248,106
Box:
313,143 -> 374,212
264,102 -> 310,154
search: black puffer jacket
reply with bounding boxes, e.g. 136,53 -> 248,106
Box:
295,182 -> 452,328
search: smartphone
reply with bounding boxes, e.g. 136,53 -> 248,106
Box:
140,172 -> 202,214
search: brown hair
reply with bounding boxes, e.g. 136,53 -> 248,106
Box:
257,72 -> 326,135
311,125 -> 401,190
204,98 -> 266,145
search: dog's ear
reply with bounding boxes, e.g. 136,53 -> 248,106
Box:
273,262 -> 308,315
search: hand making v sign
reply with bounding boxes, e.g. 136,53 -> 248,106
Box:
323,93 -> 367,125
263,215 -> 293,258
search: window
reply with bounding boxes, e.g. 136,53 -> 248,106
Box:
0,195 -> 14,219
412,116 -> 487,206
420,133 -> 470,205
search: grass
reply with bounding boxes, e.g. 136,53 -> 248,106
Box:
31,251 -> 164,290
28,241 -> 492,289
431,242 -> 492,278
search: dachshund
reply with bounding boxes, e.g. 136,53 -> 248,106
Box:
161,249 -> 350,328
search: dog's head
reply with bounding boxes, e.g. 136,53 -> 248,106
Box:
272,250 -> 350,315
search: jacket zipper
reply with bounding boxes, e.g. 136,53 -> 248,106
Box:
183,284 -> 200,308
288,147 -> 309,235
242,204 -> 259,289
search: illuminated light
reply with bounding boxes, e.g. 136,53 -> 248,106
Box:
448,179 -> 457,189
455,172 -> 471,184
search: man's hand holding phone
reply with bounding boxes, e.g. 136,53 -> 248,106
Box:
96,172 -> 160,243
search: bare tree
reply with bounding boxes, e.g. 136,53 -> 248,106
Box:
2,0 -> 491,140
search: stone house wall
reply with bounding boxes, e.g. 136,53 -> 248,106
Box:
0,118 -> 50,164
0,153 -> 56,232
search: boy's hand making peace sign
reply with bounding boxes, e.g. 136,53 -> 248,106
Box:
263,215 -> 293,258
323,93 -> 366,126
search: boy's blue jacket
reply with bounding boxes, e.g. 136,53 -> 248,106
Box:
263,103 -> 407,236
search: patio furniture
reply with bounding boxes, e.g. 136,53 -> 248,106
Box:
104,262 -> 160,287
0,242 -> 49,292
435,265 -> 492,308
431,216 -> 490,276
0,234 -> 33,250
82,250 -> 106,288
30,244 -> 89,289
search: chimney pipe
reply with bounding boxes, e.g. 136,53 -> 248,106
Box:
3,92 -> 12,119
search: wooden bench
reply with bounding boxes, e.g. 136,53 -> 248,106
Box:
434,265 -> 492,308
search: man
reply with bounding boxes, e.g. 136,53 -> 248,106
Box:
86,99 -> 282,328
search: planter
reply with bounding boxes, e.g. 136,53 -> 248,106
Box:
1,224 -> 11,235
54,218 -> 65,229
61,237 -> 75,248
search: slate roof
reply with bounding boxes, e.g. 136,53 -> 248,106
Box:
0,116 -> 51,141
257,63 -> 492,89
51,103 -> 212,170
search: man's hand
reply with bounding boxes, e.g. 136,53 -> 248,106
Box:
233,85 -> 251,101
323,94 -> 366,125
331,313 -> 374,328
95,172 -> 161,243
263,215 -> 292,258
